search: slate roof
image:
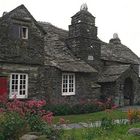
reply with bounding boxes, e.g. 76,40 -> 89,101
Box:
39,21 -> 139,73
98,65 -> 130,83
101,41 -> 140,64
40,22 -> 139,66
39,22 -> 97,73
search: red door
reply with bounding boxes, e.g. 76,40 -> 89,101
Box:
0,77 -> 8,96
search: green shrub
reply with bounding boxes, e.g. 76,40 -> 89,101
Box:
45,103 -> 104,116
0,96 -> 63,139
0,112 -> 27,140
26,114 -> 44,132
46,104 -> 72,115
100,117 -> 114,130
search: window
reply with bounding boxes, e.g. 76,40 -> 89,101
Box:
62,73 -> 75,96
10,73 -> 28,99
21,26 -> 28,39
139,65 -> 140,77
88,55 -> 94,60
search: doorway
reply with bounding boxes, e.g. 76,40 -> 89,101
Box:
0,77 -> 8,96
123,78 -> 134,105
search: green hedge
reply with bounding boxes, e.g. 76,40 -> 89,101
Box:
44,103 -> 104,116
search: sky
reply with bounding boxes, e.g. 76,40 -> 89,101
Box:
0,0 -> 140,57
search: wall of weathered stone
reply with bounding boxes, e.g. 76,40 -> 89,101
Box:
67,37 -> 101,72
116,67 -> 139,106
0,63 -> 45,99
44,66 -> 100,105
99,66 -> 139,106
0,10 -> 44,65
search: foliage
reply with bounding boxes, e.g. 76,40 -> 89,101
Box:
100,117 -> 114,130
0,95 -> 62,140
127,108 -> 140,123
60,122 -> 140,140
0,112 -> 27,140
46,104 -> 72,115
45,97 -> 116,116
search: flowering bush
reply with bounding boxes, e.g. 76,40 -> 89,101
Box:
1,112 -> 27,140
0,95 -> 61,140
127,109 -> 140,123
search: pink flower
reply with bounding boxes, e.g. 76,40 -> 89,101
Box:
59,117 -> 65,124
112,104 -> 118,109
0,95 -> 7,104
42,113 -> 53,124
26,100 -> 36,108
0,108 -> 4,113
36,100 -> 46,108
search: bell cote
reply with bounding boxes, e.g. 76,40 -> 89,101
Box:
68,4 -> 97,39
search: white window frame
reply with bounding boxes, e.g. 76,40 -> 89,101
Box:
139,65 -> 140,77
62,73 -> 75,96
21,26 -> 28,39
9,73 -> 28,99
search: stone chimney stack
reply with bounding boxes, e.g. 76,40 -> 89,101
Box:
109,33 -> 121,44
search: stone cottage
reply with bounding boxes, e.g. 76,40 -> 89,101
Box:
0,4 -> 139,106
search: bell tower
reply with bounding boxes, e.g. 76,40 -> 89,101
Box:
67,4 -> 101,70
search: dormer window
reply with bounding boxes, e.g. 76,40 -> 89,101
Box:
21,26 -> 28,39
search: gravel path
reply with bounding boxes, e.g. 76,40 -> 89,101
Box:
118,105 -> 140,112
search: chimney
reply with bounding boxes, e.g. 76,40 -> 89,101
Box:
109,33 -> 121,44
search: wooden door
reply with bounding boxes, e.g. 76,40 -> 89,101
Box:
0,77 -> 8,96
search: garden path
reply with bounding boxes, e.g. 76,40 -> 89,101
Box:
118,105 -> 140,112
55,119 -> 128,129
55,105 -> 140,130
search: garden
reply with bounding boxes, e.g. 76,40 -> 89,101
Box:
0,95 -> 140,140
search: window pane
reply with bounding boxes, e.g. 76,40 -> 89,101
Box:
12,74 -> 15,79
12,85 -> 14,90
20,90 -> 22,95
20,75 -> 22,79
23,75 -> 26,79
23,80 -> 26,84
12,80 -> 15,84
15,85 -> 18,89
22,90 -> 25,95
15,75 -> 18,79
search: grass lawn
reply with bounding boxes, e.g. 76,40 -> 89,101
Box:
54,109 -> 140,139
54,109 -> 127,124
60,123 -> 140,140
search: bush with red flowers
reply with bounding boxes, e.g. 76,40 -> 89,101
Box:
0,95 -> 61,140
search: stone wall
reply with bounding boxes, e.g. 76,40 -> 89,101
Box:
0,8 -> 44,65
116,67 -> 139,106
99,66 -> 140,106
0,63 -> 44,99
44,66 -> 100,105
